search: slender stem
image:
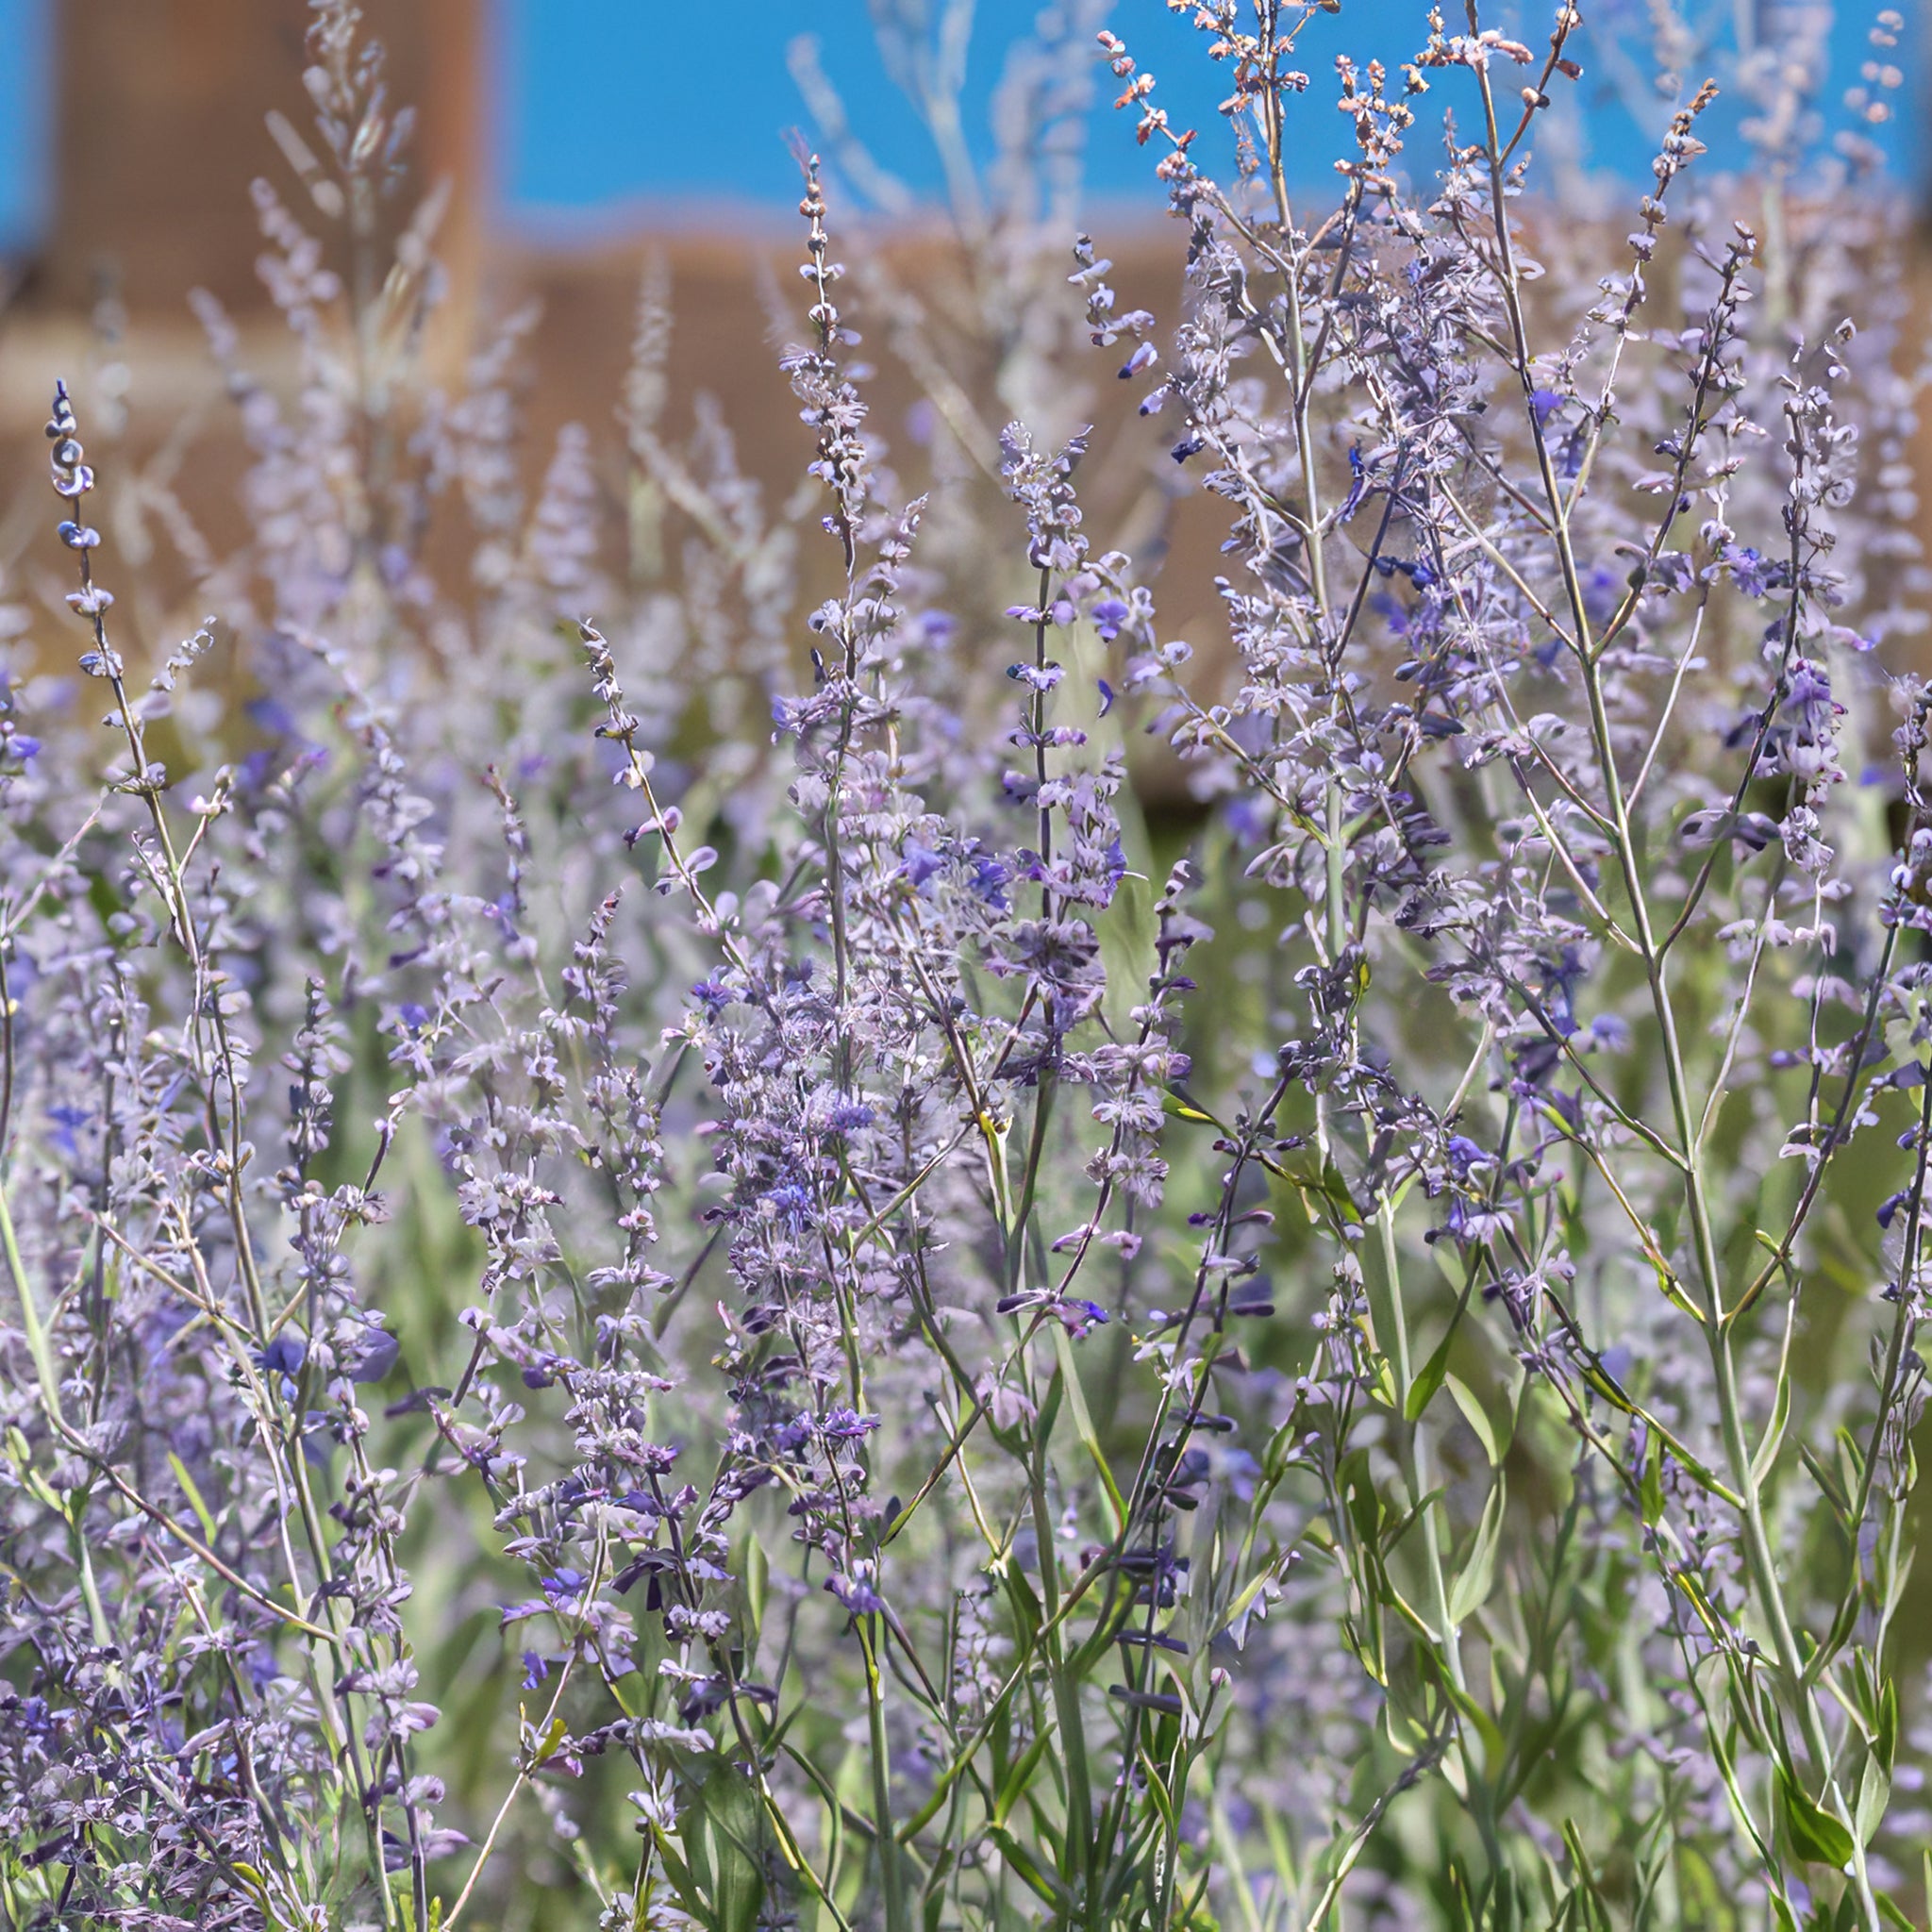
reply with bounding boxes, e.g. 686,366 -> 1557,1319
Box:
1374,1198 -> 1500,1874
861,1614 -> 912,1932
1465,36 -> 1876,1921
1579,381 -> 1880,1932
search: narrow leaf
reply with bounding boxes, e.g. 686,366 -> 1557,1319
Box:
1447,1475 -> 1506,1627
1774,1767 -> 1855,1866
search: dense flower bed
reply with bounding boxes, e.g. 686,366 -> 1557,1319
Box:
1,3 -> 1929,1928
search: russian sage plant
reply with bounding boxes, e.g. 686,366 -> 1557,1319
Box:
2,1 -> 1930,1929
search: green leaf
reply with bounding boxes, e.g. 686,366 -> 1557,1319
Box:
1405,1328 -> 1455,1423
1835,1427 -> 1868,1507
168,1450 -> 219,1544
1775,1767 -> 1855,1867
991,1726 -> 1054,1829
1162,1091 -> 1226,1130
1801,1441 -> 1853,1523
227,1864 -> 270,1908
1445,1374 -> 1504,1467
1219,1557 -> 1288,1651
1051,1322 -> 1126,1531
741,1530 -> 768,1652
922,1849 -> 957,1932
1341,1450 -> 1384,1546
1404,1265 -> 1477,1423
1136,1745 -> 1180,1837
692,1756 -> 765,1932
1640,1431 -> 1665,1528
989,1827 -> 1071,1910
651,1831 -> 705,1924
1811,1588 -> 1862,1679
1003,1561 -> 1043,1657
1322,1158 -> 1362,1224
1876,1679 -> 1899,1774
1856,1753 -> 1890,1847
1378,1484 -> 1446,1559
1751,1370 -> 1792,1490
1447,1475 -> 1506,1628
1875,1891 -> 1916,1932
1367,1355 -> 1401,1414
1557,1820 -> 1611,1932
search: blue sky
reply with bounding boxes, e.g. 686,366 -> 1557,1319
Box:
497,0 -> 1279,214
495,0 -> 1918,224
0,0 -> 1914,258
